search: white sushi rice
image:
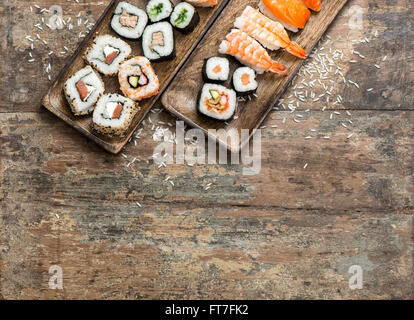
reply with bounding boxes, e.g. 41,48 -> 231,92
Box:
198,83 -> 237,121
170,2 -> 195,29
93,93 -> 137,136
146,0 -> 173,23
85,35 -> 132,76
258,0 -> 299,32
233,67 -> 258,94
142,22 -> 174,61
63,66 -> 104,115
204,57 -> 230,82
111,1 -> 148,39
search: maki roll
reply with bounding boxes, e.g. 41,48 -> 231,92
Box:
146,0 -> 173,23
63,66 -> 105,116
198,83 -> 237,121
85,35 -> 132,76
232,67 -> 258,96
111,1 -> 148,39
118,56 -> 160,101
92,93 -> 138,136
202,57 -> 230,83
170,2 -> 200,34
142,22 -> 175,61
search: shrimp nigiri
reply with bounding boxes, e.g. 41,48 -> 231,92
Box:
218,29 -> 287,75
300,0 -> 321,12
234,6 -> 307,59
259,0 -> 310,32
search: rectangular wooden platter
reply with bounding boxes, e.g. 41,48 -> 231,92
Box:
42,0 -> 229,154
162,0 -> 349,152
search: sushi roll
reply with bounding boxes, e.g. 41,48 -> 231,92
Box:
202,57 -> 230,83
142,22 -> 175,61
198,83 -> 237,121
232,67 -> 258,96
92,93 -> 138,136
146,0 -> 173,23
63,66 -> 105,116
170,2 -> 200,34
118,56 -> 160,101
111,1 -> 148,39
85,35 -> 132,76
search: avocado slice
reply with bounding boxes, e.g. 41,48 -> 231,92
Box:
128,76 -> 139,88
209,90 -> 220,101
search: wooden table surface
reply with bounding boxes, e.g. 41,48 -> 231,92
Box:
1,0 -> 413,299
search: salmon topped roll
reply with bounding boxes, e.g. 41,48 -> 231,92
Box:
259,0 -> 311,32
185,0 -> 218,7
300,0 -> 321,12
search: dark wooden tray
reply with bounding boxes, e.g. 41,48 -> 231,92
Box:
162,0 -> 349,152
42,0 -> 229,154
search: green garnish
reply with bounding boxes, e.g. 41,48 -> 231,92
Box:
128,76 -> 139,88
174,9 -> 188,26
209,90 -> 220,101
149,3 -> 164,19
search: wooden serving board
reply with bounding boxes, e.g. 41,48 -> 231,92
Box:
42,0 -> 229,154
162,0 -> 349,152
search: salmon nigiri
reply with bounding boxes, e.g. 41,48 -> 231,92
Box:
234,6 -> 307,59
185,0 -> 218,7
219,29 -> 287,75
300,0 -> 321,12
259,0 -> 310,32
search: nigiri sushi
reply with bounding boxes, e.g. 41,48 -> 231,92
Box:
300,0 -> 321,12
218,29 -> 287,75
185,0 -> 217,7
259,0 -> 310,32
234,6 -> 307,59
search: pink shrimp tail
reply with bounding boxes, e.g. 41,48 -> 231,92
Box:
272,60 -> 287,71
270,61 -> 288,75
285,41 -> 308,59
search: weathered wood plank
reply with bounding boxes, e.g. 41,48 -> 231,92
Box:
1,201 -> 412,299
2,110 -> 413,210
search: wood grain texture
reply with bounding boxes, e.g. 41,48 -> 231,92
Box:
1,0 -> 414,300
1,110 -> 413,299
162,0 -> 348,152
42,0 -> 229,154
